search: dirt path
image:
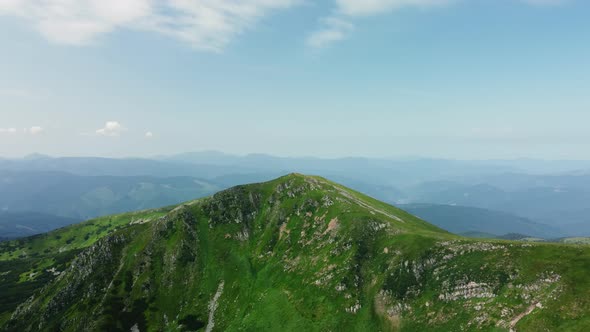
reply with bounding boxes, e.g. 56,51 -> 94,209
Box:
509,302 -> 540,332
336,188 -> 404,222
206,281 -> 225,332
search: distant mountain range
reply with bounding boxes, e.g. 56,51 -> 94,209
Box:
1,152 -> 589,238
401,179 -> 590,235
400,204 -> 563,239
0,170 -> 221,221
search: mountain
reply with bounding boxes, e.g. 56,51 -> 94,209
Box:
162,152 -> 522,187
1,174 -> 588,331
0,170 -> 221,221
560,220 -> 590,237
0,156 -> 254,179
3,154 -> 590,238
403,180 -> 590,235
2,154 -> 524,187
0,212 -> 80,240
400,204 -> 563,239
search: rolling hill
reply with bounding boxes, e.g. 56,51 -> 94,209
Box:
1,174 -> 589,331
0,170 -> 221,221
0,212 -> 80,240
403,180 -> 590,235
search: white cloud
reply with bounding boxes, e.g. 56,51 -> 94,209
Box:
145,131 -> 153,138
0,0 -> 299,50
28,126 -> 43,135
307,17 -> 354,48
307,0 -> 452,49
334,0 -> 561,16
309,0 -> 564,48
0,126 -> 44,135
0,0 -> 151,45
0,0 -> 568,51
335,0 -> 452,17
144,0 -> 299,52
96,121 -> 125,136
0,128 -> 17,134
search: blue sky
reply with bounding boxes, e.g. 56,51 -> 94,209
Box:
0,0 -> 589,159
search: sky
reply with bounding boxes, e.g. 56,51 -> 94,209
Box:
0,0 -> 589,159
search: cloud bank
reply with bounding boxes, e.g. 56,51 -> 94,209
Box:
0,0 -> 298,51
0,0 -> 570,51
0,128 -> 18,135
0,126 -> 43,135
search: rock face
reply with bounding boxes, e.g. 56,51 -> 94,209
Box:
1,174 -> 589,331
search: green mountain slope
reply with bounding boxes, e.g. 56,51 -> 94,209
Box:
1,174 -> 589,331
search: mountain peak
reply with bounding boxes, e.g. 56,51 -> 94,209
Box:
2,176 -> 589,331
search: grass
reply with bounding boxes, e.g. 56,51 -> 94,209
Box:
1,174 -> 589,331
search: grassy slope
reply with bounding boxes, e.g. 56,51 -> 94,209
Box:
0,206 -> 174,324
1,174 -> 589,331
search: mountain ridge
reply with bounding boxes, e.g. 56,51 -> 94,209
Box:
1,174 -> 589,331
